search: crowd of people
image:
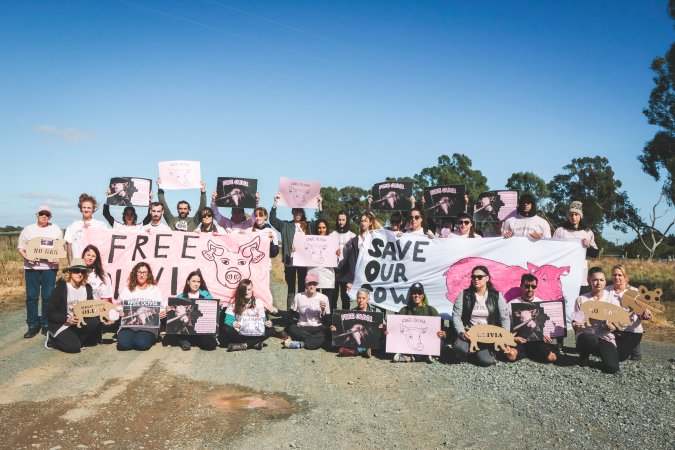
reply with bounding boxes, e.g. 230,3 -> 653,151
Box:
16,182 -> 651,374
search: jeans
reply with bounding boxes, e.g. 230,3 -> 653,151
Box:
25,269 -> 57,328
116,328 -> 156,351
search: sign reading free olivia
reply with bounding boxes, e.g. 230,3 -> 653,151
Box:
82,229 -> 272,308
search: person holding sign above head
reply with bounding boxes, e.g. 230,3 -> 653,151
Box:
330,211 -> 355,311
221,279 -> 276,351
64,194 -> 108,263
269,192 -> 323,311
306,219 -> 336,302
173,270 -> 218,351
331,288 -> 382,357
102,204 -> 144,231
282,274 -> 330,350
501,192 -> 551,240
194,207 -> 225,234
211,190 -> 259,230
156,178 -> 206,232
390,283 -> 445,363
44,259 -> 110,352
452,266 -> 511,367
572,267 -> 621,374
115,262 -> 167,351
17,204 -> 64,338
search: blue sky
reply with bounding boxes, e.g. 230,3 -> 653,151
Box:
1,0 -> 673,243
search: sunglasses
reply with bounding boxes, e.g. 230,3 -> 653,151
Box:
458,220 -> 471,225
38,211 -> 51,217
471,274 -> 487,280
523,284 -> 538,289
70,269 -> 87,275
202,213 -> 213,218
409,215 -> 421,220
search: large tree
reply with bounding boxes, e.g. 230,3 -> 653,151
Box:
640,0 -> 675,206
505,171 -> 550,201
318,185 -> 369,232
413,154 -> 489,204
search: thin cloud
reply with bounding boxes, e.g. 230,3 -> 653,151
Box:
19,192 -> 72,209
33,124 -> 92,143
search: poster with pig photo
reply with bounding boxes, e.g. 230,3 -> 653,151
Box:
121,300 -> 161,328
473,190 -> 518,223
371,181 -> 413,211
277,177 -> 322,208
331,310 -> 383,349
385,314 -> 441,356
423,185 -> 465,219
106,177 -> 152,207
166,298 -> 219,335
511,300 -> 566,341
216,177 -> 257,209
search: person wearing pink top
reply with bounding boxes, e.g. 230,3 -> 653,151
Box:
572,267 -> 620,374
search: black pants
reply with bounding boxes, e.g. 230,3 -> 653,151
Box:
576,332 -> 620,374
168,334 -> 218,350
284,265 -> 307,295
220,324 -> 273,347
332,281 -> 351,310
616,331 -> 642,362
516,341 -> 554,363
288,324 -> 328,350
50,318 -> 101,353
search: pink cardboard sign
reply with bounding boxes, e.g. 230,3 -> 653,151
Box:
158,160 -> 202,189
291,234 -> 339,268
385,314 -> 441,356
81,228 -> 272,308
277,177 -> 321,208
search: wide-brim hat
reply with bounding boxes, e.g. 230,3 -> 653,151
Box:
62,258 -> 91,273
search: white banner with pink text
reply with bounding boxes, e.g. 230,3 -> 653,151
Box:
81,229 -> 272,308
352,230 -> 586,323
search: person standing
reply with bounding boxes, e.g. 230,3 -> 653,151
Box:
64,194 -> 108,262
501,193 -> 551,240
156,178 -> 206,232
17,205 -> 63,338
330,211 -> 355,311
142,202 -> 172,234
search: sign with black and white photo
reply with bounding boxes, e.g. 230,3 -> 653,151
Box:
121,299 -> 161,328
215,177 -> 258,209
371,181 -> 413,211
331,310 -> 383,349
473,190 -> 518,223
423,185 -> 465,219
166,297 -> 219,335
106,177 -> 152,207
511,300 -> 567,341
239,315 -> 266,336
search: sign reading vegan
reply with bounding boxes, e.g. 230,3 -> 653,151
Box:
473,190 -> 518,222
216,177 -> 257,209
511,300 -> 567,341
331,310 -> 383,349
25,237 -> 67,263
81,229 -> 272,309
277,177 -> 321,208
291,234 -> 339,268
385,314 -> 441,356
106,177 -> 152,207
158,161 -> 202,189
121,299 -> 161,328
423,185 -> 465,219
166,297 -> 218,335
371,181 -> 412,211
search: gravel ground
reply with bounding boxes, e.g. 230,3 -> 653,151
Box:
0,281 -> 673,449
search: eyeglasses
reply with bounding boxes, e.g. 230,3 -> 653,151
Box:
137,270 -> 149,275
523,284 -> 538,289
38,211 -> 51,217
458,220 -> 471,225
409,215 -> 421,220
471,274 -> 487,280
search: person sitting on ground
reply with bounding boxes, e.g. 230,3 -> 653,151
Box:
283,274 -> 330,350
172,270 -> 218,351
330,288 -> 384,358
221,279 -> 275,351
452,265 -> 511,366
507,274 -> 557,363
501,192 -> 551,240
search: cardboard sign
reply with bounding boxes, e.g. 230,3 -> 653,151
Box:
579,300 -> 631,328
423,185 -> 465,219
466,324 -> 516,352
158,161 -> 202,189
277,177 -> 321,208
331,310 -> 383,349
25,237 -> 67,263
72,300 -> 117,327
473,190 -> 518,223
620,286 -> 665,315
291,234 -> 339,268
121,300 -> 162,328
106,177 -> 152,207
385,314 -> 441,356
166,298 -> 219,335
371,181 -> 412,211
216,177 -> 258,209
511,300 -> 567,341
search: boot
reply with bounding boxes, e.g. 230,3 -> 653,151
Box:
227,343 -> 248,352
339,347 -> 358,357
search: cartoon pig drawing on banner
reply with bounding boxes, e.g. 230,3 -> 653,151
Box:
444,257 -> 569,303
202,236 -> 265,288
305,243 -> 328,265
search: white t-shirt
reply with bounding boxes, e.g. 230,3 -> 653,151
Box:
112,222 -> 144,231
606,285 -> 643,334
116,284 -> 166,335
88,273 -> 114,301
144,221 -> 172,234
64,218 -> 108,259
331,230 -> 355,263
553,227 -> 597,249
17,223 -> 64,270
448,230 -> 482,239
470,292 -> 489,325
502,215 -> 551,238
292,291 -> 330,327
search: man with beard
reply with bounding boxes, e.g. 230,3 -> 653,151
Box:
156,178 -> 206,232
142,202 -> 172,233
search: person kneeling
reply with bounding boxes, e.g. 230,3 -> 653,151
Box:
284,274 -> 330,350
221,279 -> 275,351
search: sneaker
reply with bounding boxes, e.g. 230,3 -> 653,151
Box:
281,338 -> 292,348
24,327 -> 40,339
44,332 -> 53,350
364,348 -> 372,359
287,341 -> 304,349
179,339 -> 192,351
393,353 -> 413,362
339,347 -> 358,357
426,355 -> 435,364
227,343 -> 248,352
251,342 -> 263,351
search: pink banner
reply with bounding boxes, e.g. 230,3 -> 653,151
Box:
291,234 -> 339,268
385,315 -> 441,356
82,229 -> 272,308
277,177 -> 321,208
158,160 -> 202,189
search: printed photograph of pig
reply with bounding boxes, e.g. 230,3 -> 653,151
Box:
444,257 -> 570,303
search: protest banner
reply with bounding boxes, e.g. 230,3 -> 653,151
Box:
331,310 -> 383,349
385,314 -> 441,356
351,230 -> 586,323
215,177 -> 257,209
423,185 -> 465,219
371,181 -> 412,211
166,297 -> 219,335
277,177 -> 321,208
106,177 -> 152,207
158,161 -> 201,189
81,229 -> 272,308
291,234 -> 339,268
